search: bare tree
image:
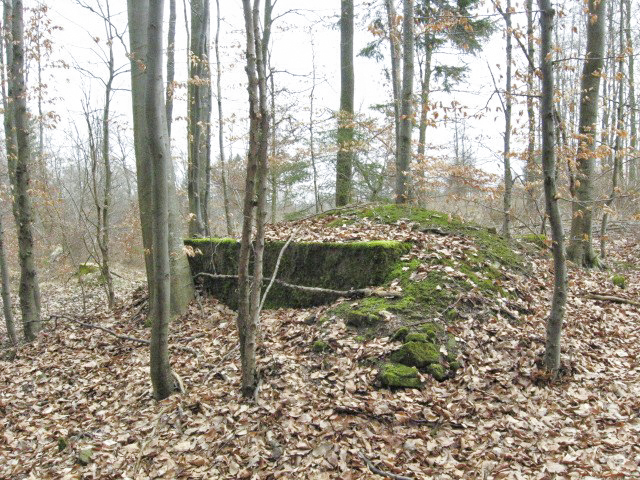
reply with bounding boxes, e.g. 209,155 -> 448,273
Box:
538,0 -> 567,373
567,0 -> 607,268
237,0 -> 271,399
385,0 -> 401,154
395,0 -> 413,204
335,0 -> 354,207
165,0 -> 176,140
5,0 -> 41,341
0,210 -> 17,345
502,0 -> 513,238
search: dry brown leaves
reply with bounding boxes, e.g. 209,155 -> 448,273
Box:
0,223 -> 639,479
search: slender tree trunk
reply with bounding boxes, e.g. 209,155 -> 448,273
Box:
214,0 -> 233,236
502,0 -> 513,238
146,0 -> 175,401
165,0 -> 176,140
0,211 -> 17,346
395,0 -> 414,204
335,0 -> 354,207
309,36 -> 320,213
600,1 -> 624,260
417,45 -> 432,161
625,0 -> 637,183
538,0 -> 567,374
8,0 -> 41,341
567,0 -> 606,268
385,0 -> 401,154
237,0 -> 271,399
525,0 -> 537,209
127,0 -> 194,316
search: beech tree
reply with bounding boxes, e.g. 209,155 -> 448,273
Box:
0,209 -> 16,345
394,0 -> 413,204
335,0 -> 354,207
127,0 -> 193,316
4,0 -> 41,341
538,0 -> 567,373
237,0 -> 272,398
567,0 -> 606,268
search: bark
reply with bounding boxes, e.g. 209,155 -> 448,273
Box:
127,0 -> 194,316
309,37 -> 320,213
416,44 -> 432,161
525,0 -> 537,208
567,0 -> 606,268
187,0 -> 211,236
395,0 -> 414,204
238,0 -> 271,399
146,0 -> 175,400
502,0 -> 513,238
538,0 -> 567,374
165,0 -> 176,140
600,1 -> 624,260
0,211 -> 17,346
335,0 -> 354,207
625,0 -> 637,183
385,0 -> 401,155
214,0 -> 233,236
7,0 -> 41,341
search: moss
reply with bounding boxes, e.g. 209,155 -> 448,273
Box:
612,274 -> 627,289
426,363 -> 448,381
390,341 -> 440,369
355,335 -> 367,343
519,233 -> 549,250
185,238 -> 411,309
57,437 -> 68,452
77,262 -> 100,276
391,327 -> 410,342
312,340 -> 330,353
405,332 -> 429,343
419,322 -> 443,340
379,363 -> 422,388
448,360 -> 461,371
76,448 -> 93,465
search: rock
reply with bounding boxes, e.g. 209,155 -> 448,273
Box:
390,341 -> 440,369
390,326 -> 409,342
405,332 -> 429,343
76,448 -> 93,465
345,310 -> 382,328
418,322 -> 441,341
426,363 -> 448,381
379,363 -> 422,388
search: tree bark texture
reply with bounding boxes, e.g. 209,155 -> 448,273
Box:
625,0 -> 637,183
7,0 -> 41,341
127,0 -> 194,316
416,0 -> 432,161
567,0 -> 606,268
385,0 -> 401,156
395,0 -> 414,204
502,0 -> 513,238
0,210 -> 17,346
146,0 -> 175,400
335,0 -> 354,207
538,0 -> 568,373
165,0 -> 176,140
525,0 -> 537,207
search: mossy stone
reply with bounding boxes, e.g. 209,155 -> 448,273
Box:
391,327 -> 409,342
379,363 -> 422,388
419,322 -> 442,340
405,332 -> 429,343
312,340 -> 330,353
57,437 -> 68,452
76,448 -> 93,465
390,341 -> 440,369
612,274 -> 627,289
426,363 -> 448,381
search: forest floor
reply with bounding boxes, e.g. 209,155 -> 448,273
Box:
1,215 -> 639,479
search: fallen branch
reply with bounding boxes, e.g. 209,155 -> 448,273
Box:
586,294 -> 640,307
357,452 -> 413,480
196,273 -> 401,299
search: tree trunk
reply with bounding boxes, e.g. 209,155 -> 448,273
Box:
525,0 -> 537,209
395,0 -> 414,204
567,0 -> 606,268
7,0 -> 41,341
237,0 -> 271,399
214,0 -> 233,236
309,36 -> 320,213
385,0 -> 401,155
0,211 -> 17,346
502,0 -> 513,238
538,0 -> 567,374
416,45 -> 432,161
127,0 -> 194,316
187,0 -> 210,237
146,0 -> 175,401
335,0 -> 354,207
165,0 -> 176,140
625,0 -> 637,183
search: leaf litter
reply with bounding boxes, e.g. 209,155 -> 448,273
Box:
0,217 -> 639,479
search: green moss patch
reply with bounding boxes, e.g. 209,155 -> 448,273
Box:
185,238 -> 411,309
612,274 -> 627,289
379,363 -> 422,388
390,341 -> 440,369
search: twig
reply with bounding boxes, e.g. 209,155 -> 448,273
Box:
196,273 -> 401,299
357,452 -> 413,480
51,314 -> 150,345
586,294 -> 640,307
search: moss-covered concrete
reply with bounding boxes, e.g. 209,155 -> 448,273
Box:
185,238 -> 411,309
379,363 -> 422,388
